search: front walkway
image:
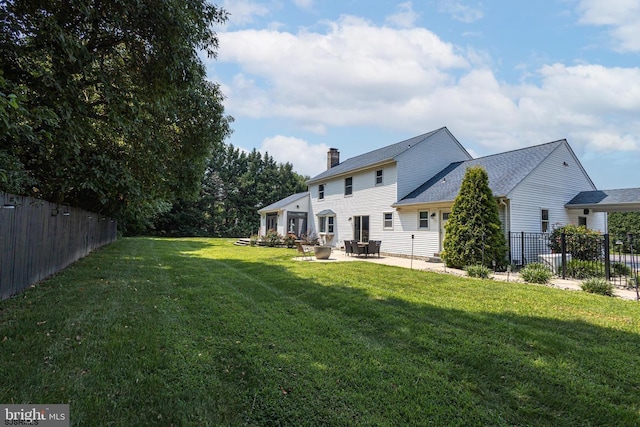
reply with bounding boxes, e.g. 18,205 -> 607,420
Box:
294,249 -> 639,301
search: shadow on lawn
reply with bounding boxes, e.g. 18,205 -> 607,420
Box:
1,238 -> 638,426
166,243 -> 640,427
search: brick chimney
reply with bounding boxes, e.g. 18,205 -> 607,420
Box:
327,148 -> 340,169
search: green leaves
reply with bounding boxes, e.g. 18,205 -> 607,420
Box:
443,166 -> 508,269
0,0 -> 232,230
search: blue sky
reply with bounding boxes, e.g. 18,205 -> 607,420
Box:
203,0 -> 640,189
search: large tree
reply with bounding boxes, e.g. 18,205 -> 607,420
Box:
153,145 -> 309,237
443,166 -> 508,269
0,0 -> 232,231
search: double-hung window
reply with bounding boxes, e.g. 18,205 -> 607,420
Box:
319,214 -> 335,234
318,184 -> 325,200
541,209 -> 549,232
345,177 -> 353,196
418,211 -> 429,229
383,212 -> 393,229
375,169 -> 383,185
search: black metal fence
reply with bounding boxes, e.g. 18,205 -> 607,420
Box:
508,231 -> 639,289
0,192 -> 117,300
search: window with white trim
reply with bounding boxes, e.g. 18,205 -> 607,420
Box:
383,212 -> 393,229
318,184 -> 325,200
345,177 -> 353,196
375,169 -> 383,185
418,211 -> 429,229
541,209 -> 549,232
319,214 -> 335,234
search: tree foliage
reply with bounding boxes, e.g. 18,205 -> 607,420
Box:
442,166 -> 508,269
152,145 -> 309,237
0,0 -> 232,231
548,224 -> 602,261
608,212 -> 640,253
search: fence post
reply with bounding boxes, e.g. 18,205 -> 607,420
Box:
521,231 -> 525,266
604,234 -> 610,281
561,232 -> 567,279
508,231 -> 512,265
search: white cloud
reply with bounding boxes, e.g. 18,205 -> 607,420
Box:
385,2 -> 420,29
577,0 -> 640,52
259,135 -> 331,177
216,15 -> 469,130
221,0 -> 270,27
438,0 -> 484,23
212,13 -> 640,168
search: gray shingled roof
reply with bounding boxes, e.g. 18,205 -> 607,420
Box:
566,188 -> 640,211
395,139 -> 568,206
307,127 -> 461,184
258,192 -> 309,213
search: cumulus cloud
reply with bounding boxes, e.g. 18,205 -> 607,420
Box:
577,0 -> 640,52
210,11 -> 640,172
216,15 -> 468,129
385,2 -> 420,29
221,0 -> 270,27
260,135 -> 331,177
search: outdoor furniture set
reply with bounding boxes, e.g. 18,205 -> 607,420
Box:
344,240 -> 381,258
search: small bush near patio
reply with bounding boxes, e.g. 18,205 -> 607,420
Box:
520,262 -> 552,284
566,259 -> 605,279
465,264 -> 491,279
262,228 -> 282,247
283,233 -> 297,248
581,278 -> 615,296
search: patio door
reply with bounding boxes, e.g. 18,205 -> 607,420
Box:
287,212 -> 308,238
353,215 -> 369,242
266,213 -> 277,232
439,211 -> 450,252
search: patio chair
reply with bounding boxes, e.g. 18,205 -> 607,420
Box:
295,240 -> 313,260
352,241 -> 367,257
344,240 -> 353,256
367,240 -> 381,258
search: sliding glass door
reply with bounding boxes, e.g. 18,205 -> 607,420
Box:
353,215 -> 369,242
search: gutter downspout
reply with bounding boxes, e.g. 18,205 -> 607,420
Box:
499,198 -> 509,235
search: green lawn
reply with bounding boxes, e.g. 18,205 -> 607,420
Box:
1,238 -> 639,426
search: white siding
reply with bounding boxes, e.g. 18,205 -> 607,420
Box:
310,164 -> 398,248
508,143 -> 606,233
384,208 -> 440,257
259,196 -> 310,237
395,129 -> 471,199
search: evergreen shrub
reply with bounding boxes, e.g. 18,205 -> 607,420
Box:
442,166 -> 508,269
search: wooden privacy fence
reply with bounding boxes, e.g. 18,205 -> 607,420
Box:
0,192 -> 117,300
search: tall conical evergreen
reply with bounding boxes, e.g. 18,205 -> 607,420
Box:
443,166 -> 508,269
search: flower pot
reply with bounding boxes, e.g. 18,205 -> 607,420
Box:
313,245 -> 332,260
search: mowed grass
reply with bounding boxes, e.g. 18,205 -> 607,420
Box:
1,238 -> 639,426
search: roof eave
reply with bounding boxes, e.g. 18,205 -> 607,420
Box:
565,202 -> 637,212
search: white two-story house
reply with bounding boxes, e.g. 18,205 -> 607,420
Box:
259,127 -> 638,260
